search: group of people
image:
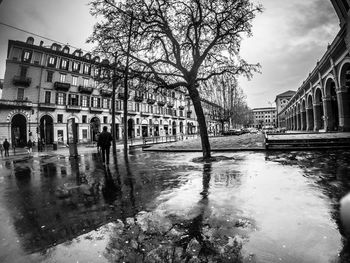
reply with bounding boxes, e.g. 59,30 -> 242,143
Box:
0,138 -> 34,157
0,127 -> 113,162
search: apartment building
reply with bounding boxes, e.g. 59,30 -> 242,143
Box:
252,107 -> 277,129
0,37 -> 213,147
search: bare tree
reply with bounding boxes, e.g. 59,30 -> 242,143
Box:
89,0 -> 261,159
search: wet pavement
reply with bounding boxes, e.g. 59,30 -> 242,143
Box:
0,149 -> 350,262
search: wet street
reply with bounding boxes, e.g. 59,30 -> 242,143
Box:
0,149 -> 350,262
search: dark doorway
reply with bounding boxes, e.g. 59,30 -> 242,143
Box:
90,117 -> 101,142
40,115 -> 54,144
142,125 -> 148,137
127,119 -> 134,138
11,114 -> 27,147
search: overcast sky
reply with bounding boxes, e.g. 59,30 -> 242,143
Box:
0,0 -> 340,108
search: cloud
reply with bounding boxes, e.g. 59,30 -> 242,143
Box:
239,0 -> 339,108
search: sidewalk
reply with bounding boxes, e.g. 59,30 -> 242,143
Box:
145,133 -> 266,152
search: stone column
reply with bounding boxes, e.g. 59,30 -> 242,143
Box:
313,103 -> 321,131
301,110 -> 306,131
306,107 -> 314,131
322,96 -> 332,131
337,87 -> 350,131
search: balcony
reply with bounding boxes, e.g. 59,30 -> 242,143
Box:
12,76 -> 32,87
118,93 -> 130,100
38,102 -> 56,111
141,111 -> 151,117
66,104 -> 82,112
54,82 -> 70,91
78,85 -> 93,94
147,98 -> 156,104
157,101 -> 166,106
100,89 -> 113,97
167,102 -> 174,108
0,99 -> 33,109
134,95 -> 144,102
178,105 -> 185,110
90,107 -> 103,114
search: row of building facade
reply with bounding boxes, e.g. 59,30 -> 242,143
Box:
0,37 -> 222,147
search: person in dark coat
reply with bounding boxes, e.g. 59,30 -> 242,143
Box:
3,139 -> 10,157
98,126 -> 113,165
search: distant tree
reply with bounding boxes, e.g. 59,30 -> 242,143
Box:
89,0 -> 261,159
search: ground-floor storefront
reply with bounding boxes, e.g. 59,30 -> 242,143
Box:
0,107 -> 200,147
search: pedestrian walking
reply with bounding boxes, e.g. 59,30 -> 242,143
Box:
3,139 -> 10,157
27,139 -> 33,155
98,126 -> 113,165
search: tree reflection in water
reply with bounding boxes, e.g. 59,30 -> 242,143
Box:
103,160 -> 243,263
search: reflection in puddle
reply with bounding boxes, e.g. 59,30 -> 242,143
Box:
0,150 -> 349,262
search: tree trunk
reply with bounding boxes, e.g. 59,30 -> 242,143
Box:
111,75 -> 117,156
189,86 -> 211,159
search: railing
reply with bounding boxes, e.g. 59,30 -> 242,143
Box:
54,82 -> 70,91
12,76 -> 32,87
128,134 -> 199,146
78,85 -> 93,94
66,105 -> 82,111
0,99 -> 33,108
39,102 -> 56,110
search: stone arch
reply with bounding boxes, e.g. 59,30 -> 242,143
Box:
314,88 -> 324,130
11,113 -> 28,147
301,99 -> 307,130
296,103 -> 301,130
337,60 -> 350,131
40,115 -> 54,144
128,118 -> 135,138
307,94 -> 314,131
90,116 -> 101,142
172,120 -> 177,135
324,77 -> 339,131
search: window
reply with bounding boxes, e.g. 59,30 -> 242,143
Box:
47,71 -> 53,82
103,116 -> 107,124
60,59 -> 69,70
69,94 -> 79,106
33,52 -> 42,64
82,129 -> 88,139
57,93 -> 64,105
72,61 -> 80,72
12,47 -> 21,61
20,66 -> 28,77
83,64 -> 90,75
47,56 -> 57,67
22,50 -> 32,62
92,97 -> 98,107
60,73 -> 66,83
57,114 -> 63,123
45,91 -> 51,104
72,76 -> 78,86
17,88 -> 24,100
81,95 -> 88,107
82,115 -> 87,123
103,98 -> 108,108
83,78 -> 89,87
136,118 -> 140,124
